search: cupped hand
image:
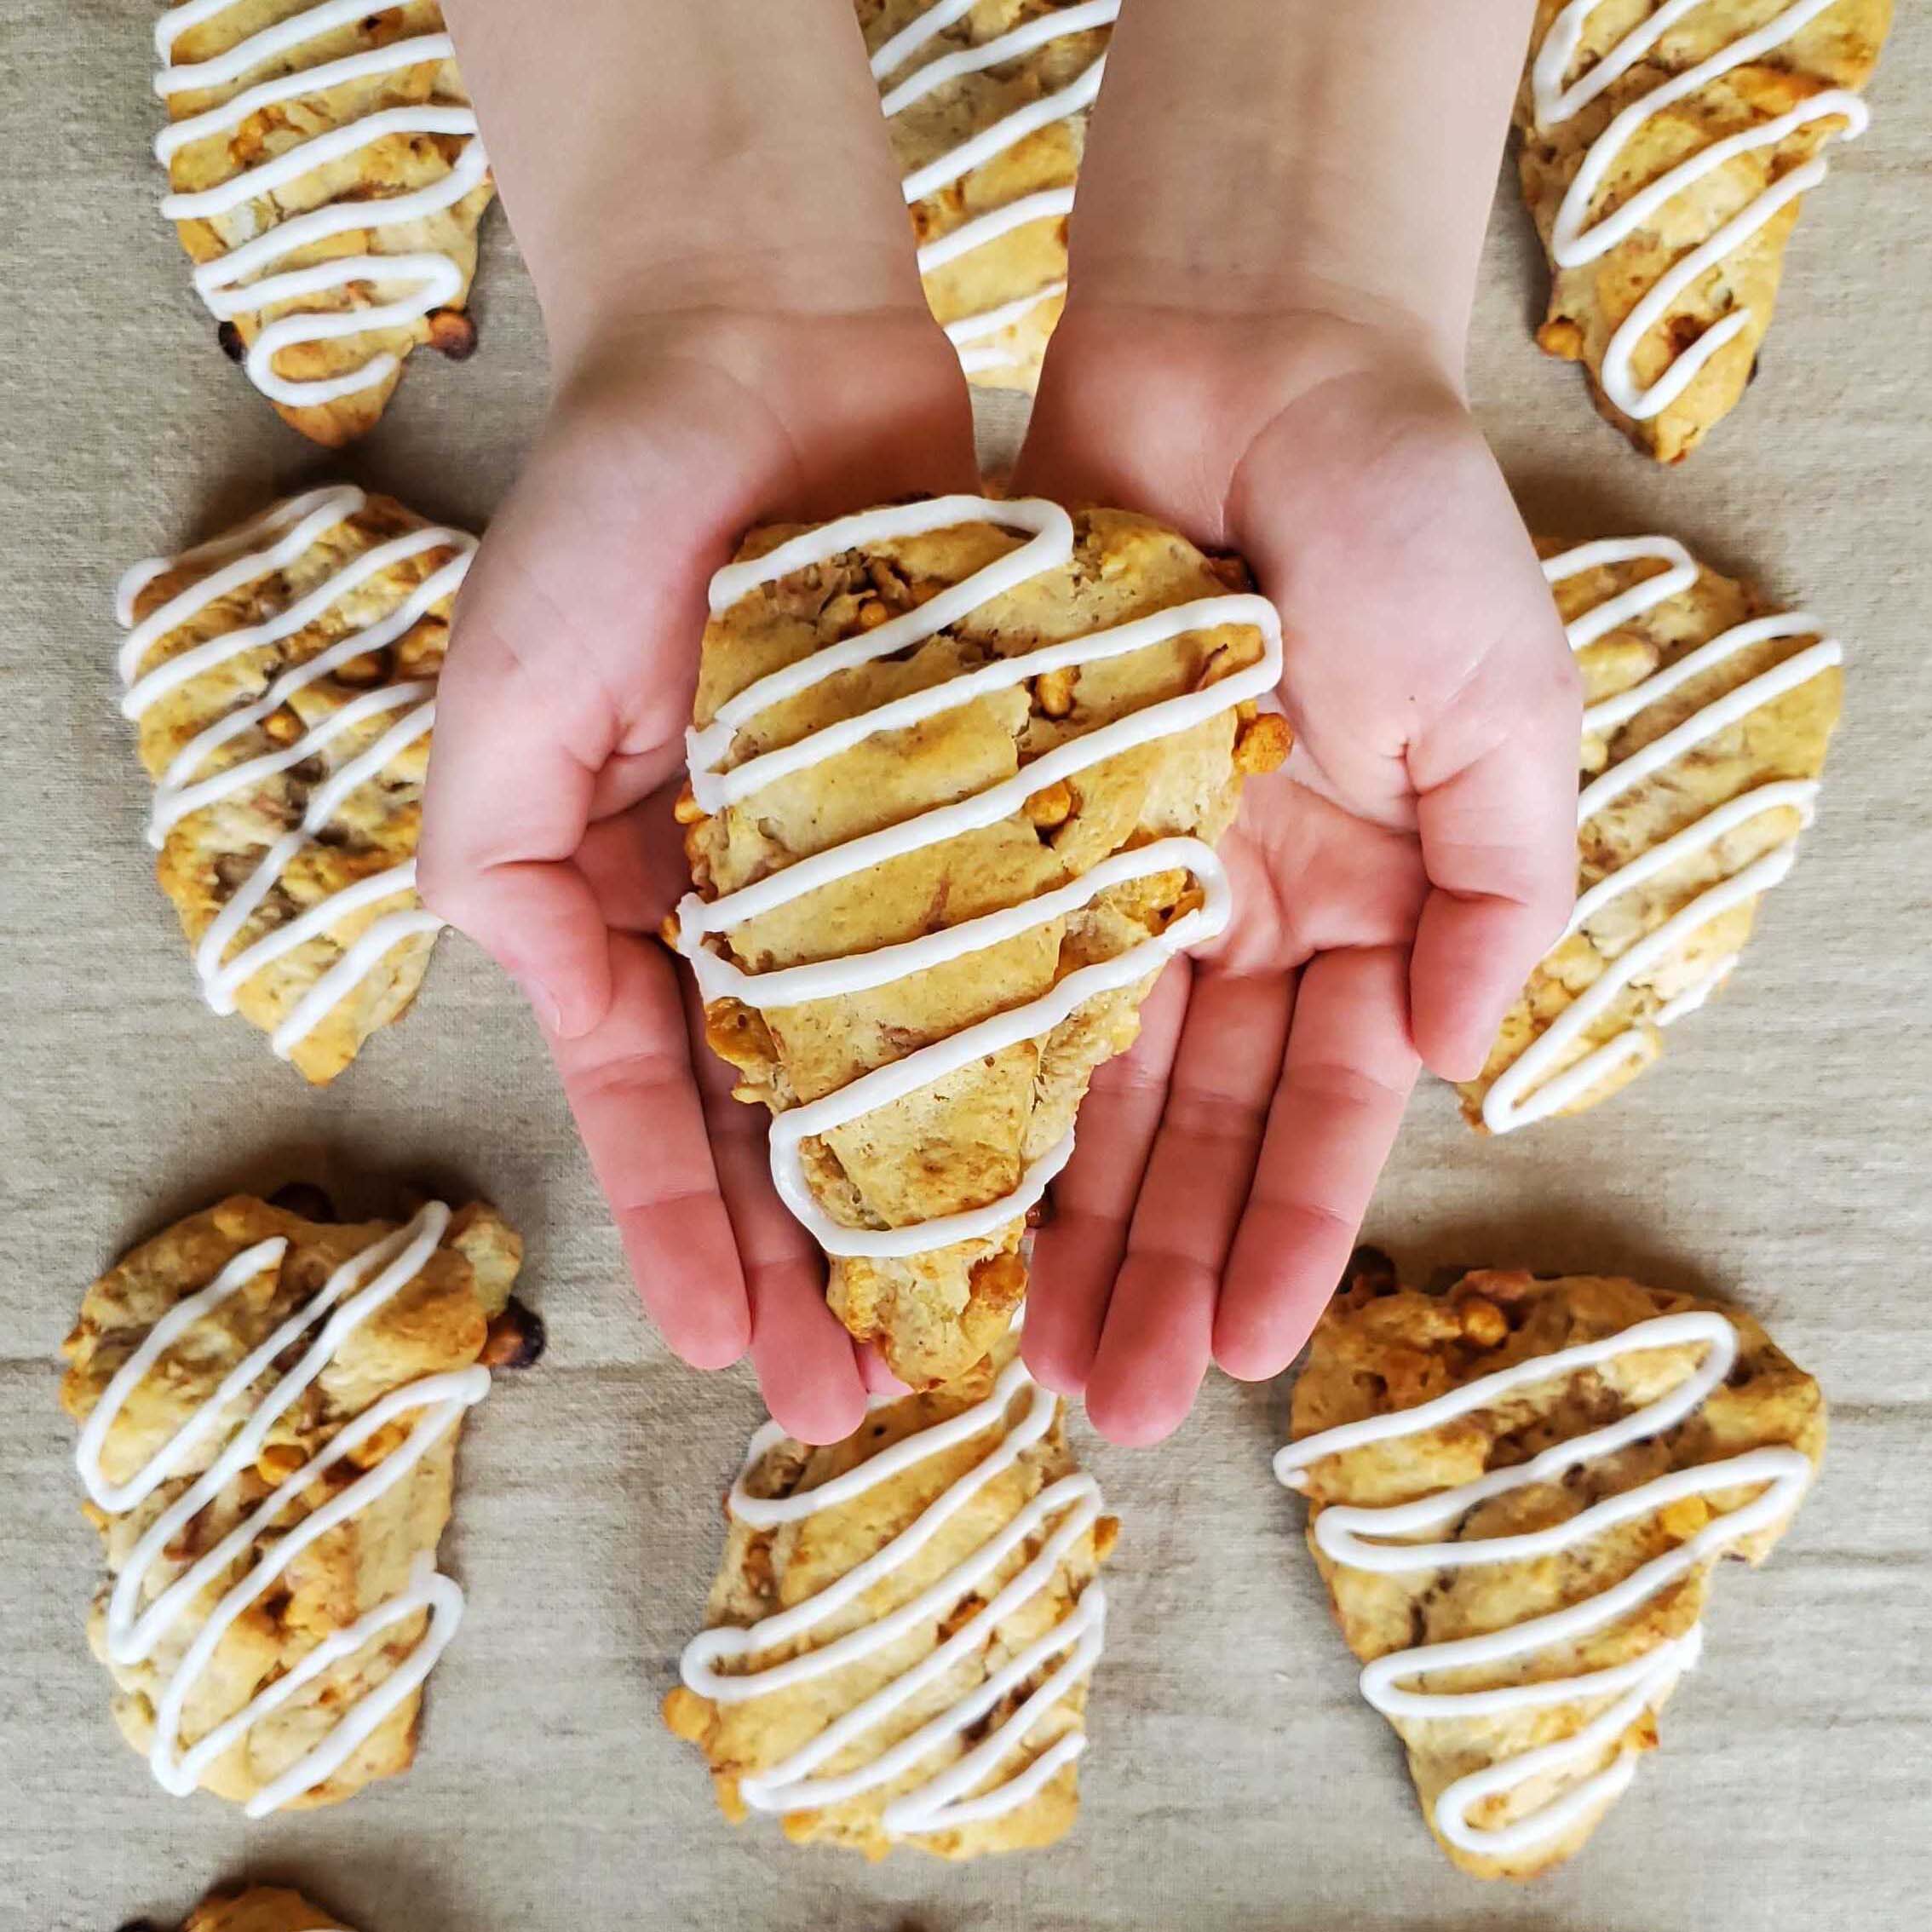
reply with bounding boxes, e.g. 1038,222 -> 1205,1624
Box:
1014,305 -> 1583,1444
418,312 -> 977,1443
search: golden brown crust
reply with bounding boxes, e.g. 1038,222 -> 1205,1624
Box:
1515,0 -> 1890,462
1458,534 -> 1842,1130
124,492 -> 465,1084
61,1193 -> 521,1812
687,505 -> 1287,1385
666,1338 -> 1114,1859
1287,1257 -> 1825,1880
157,0 -> 495,446
860,0 -> 1110,392
182,1886 -> 354,1932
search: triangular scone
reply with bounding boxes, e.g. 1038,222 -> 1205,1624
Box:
152,0 -> 496,446
664,1335 -> 1116,1858
1516,0 -> 1890,463
116,486 -> 474,1084
1279,1258 -> 1824,1881
183,1887 -> 356,1932
60,1190 -> 532,1814
1460,534 -> 1842,1133
861,1 -> 1116,392
676,498 -> 1291,1386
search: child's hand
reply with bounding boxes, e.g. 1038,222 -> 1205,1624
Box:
429,0 -> 975,1440
1013,307 -> 1581,1441
420,313 -> 975,1443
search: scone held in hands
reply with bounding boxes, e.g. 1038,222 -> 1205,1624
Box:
1279,1258 -> 1824,1880
674,497 -> 1291,1387
62,1191 -> 529,1814
664,1333 -> 1116,1858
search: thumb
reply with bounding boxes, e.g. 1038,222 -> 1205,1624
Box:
418,586 -> 618,1040
1408,664 -> 1581,1083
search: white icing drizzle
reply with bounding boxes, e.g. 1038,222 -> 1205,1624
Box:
117,487 -> 472,1057
678,496 -> 1281,1259
152,0 -> 487,409
681,1354 -> 1107,1836
1275,1308 -> 1813,1859
1653,949 -> 1738,1023
950,279 -> 1070,373
1483,539 -> 1837,1133
75,1203 -> 492,1817
876,2 -> 1118,376
1533,0 -> 1871,420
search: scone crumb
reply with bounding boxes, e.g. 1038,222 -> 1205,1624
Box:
1233,712 -> 1291,775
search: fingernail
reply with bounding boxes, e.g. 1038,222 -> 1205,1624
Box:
509,970 -> 561,1033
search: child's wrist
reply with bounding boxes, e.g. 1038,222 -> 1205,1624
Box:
533,216 -> 935,393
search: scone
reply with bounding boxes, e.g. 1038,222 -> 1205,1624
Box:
863,1 -> 1117,391
675,495 -> 1291,1385
152,0 -> 495,445
1278,1255 -> 1824,1880
61,1189 -> 534,1814
1516,0 -> 1890,462
664,1334 -> 1116,1858
1462,533 -> 1842,1133
115,486 -> 474,1084
181,1887 -> 355,1932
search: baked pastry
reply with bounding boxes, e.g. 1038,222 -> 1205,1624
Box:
61,1189 -> 533,1814
1516,0 -> 1890,462
675,495 -> 1291,1385
663,1334 -> 1116,1858
1462,533 -> 1842,1133
180,1887 -> 355,1932
862,1 -> 1117,391
115,486 -> 473,1084
1278,1256 -> 1824,1880
151,0 -> 495,445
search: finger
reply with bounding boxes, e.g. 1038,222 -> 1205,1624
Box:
547,931 -> 751,1371
1084,969 -> 1296,1446
859,1347 -> 911,1400
1409,677 -> 1580,1083
678,975 -> 866,1446
1023,958 -> 1189,1397
419,600 -> 624,1039
575,790 -> 691,934
1213,945 -> 1420,1381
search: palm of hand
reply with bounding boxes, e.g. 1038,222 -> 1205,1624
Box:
1015,309 -> 1581,1440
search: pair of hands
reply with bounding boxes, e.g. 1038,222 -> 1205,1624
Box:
417,298 -> 1581,1447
